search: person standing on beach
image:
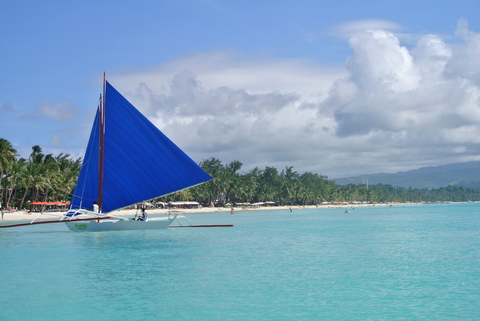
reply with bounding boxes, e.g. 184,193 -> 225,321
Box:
141,204 -> 148,221
1,210 -> 4,220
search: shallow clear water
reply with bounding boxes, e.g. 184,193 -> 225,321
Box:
1,203 -> 479,320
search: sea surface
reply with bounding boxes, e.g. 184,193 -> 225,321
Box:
1,203 -> 479,320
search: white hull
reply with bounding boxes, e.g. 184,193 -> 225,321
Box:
64,215 -> 178,232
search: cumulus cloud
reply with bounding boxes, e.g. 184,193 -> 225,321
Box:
445,18 -> 480,86
133,70 -> 298,119
108,19 -> 480,178
318,19 -> 480,170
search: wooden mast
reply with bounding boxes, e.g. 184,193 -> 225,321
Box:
98,72 -> 106,212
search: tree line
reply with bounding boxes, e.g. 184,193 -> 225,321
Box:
0,139 -> 81,210
182,158 -> 480,205
1,139 -> 479,210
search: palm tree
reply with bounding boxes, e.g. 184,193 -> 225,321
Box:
0,138 -> 18,208
18,161 -> 35,209
0,139 -> 18,182
55,154 -> 81,201
3,158 -> 26,209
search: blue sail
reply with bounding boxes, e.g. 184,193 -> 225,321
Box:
70,81 -> 212,213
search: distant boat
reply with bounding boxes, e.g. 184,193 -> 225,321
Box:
344,209 -> 351,213
27,73 -> 215,231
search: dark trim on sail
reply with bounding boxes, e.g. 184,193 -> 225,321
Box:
98,72 -> 106,212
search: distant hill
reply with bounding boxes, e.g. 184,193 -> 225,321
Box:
333,161 -> 480,189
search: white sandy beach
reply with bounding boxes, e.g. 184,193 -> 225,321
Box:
0,203 -> 410,223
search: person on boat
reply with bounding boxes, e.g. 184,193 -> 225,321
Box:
89,201 -> 99,213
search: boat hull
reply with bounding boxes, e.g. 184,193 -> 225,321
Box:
64,216 -> 177,232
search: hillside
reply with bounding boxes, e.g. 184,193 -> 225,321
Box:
333,161 -> 480,189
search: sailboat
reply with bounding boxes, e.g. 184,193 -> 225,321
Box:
30,73 -> 214,231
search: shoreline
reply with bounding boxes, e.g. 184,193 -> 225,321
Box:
0,202 -> 429,223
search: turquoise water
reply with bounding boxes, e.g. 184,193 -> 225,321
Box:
1,203 -> 479,320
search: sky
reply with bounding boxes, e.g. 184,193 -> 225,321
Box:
1,0 -> 480,179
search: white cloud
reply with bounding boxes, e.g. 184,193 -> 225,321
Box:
346,29 -> 420,93
331,19 -> 401,38
106,19 -> 480,178
445,18 -> 480,86
411,34 -> 452,79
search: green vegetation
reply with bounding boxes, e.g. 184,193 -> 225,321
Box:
183,158 -> 479,206
1,139 -> 479,210
0,139 -> 81,210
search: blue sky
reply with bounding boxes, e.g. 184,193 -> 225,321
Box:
1,0 -> 480,178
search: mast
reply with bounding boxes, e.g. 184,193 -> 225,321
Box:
98,72 -> 106,212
